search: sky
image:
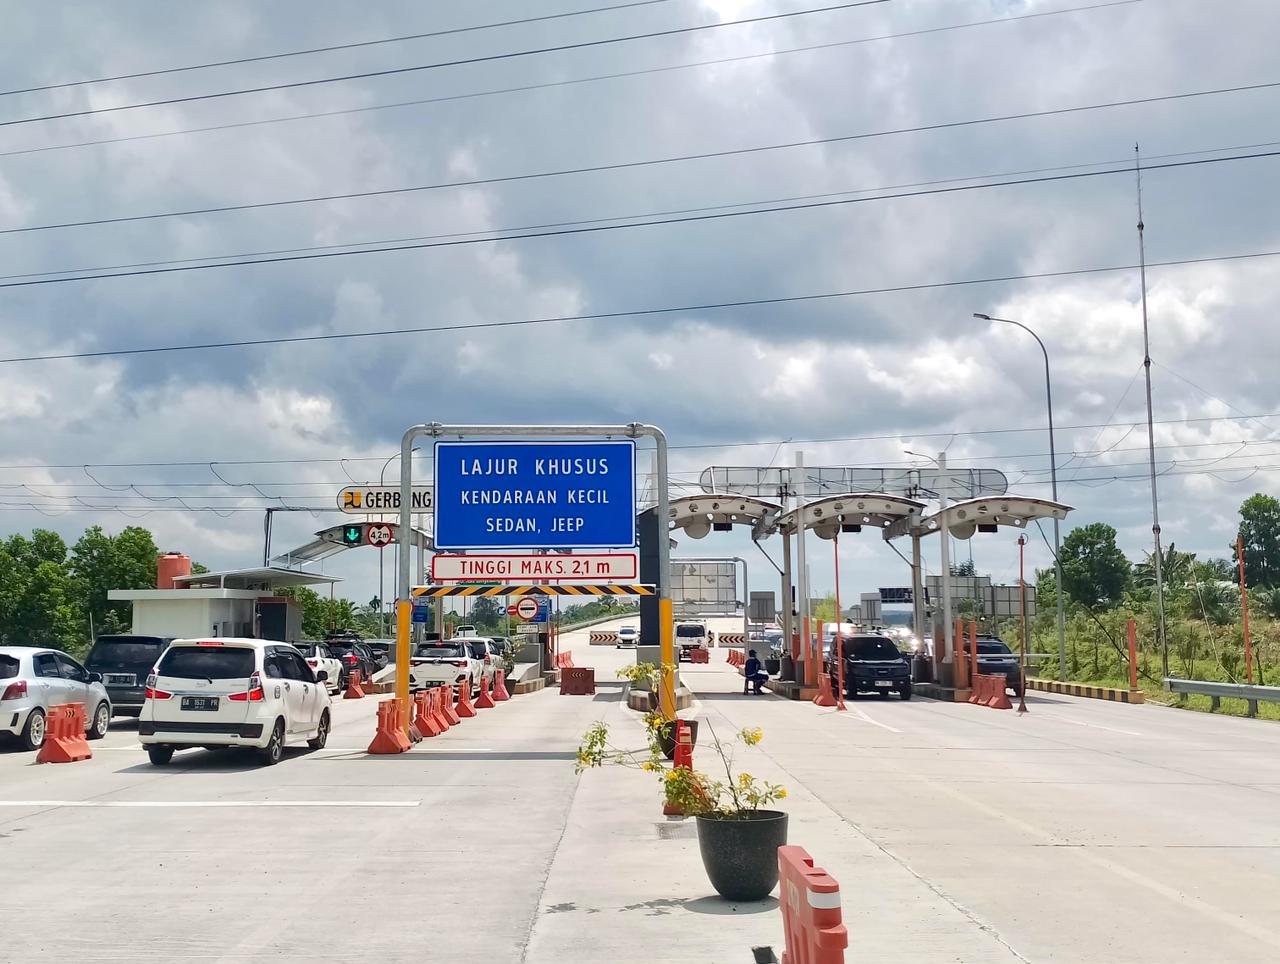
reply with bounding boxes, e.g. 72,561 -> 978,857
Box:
0,0 -> 1277,616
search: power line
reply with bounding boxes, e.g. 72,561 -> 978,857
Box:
11,80 -> 1278,238
0,1 -> 890,129
3,245 -> 1279,364
0,0 -> 685,99
8,136 -> 1269,283
0,1 -> 1140,162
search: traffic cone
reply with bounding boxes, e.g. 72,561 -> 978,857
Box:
493,669 -> 511,702
476,675 -> 496,709
344,669 -> 365,700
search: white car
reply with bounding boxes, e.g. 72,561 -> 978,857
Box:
616,626 -> 639,649
409,638 -> 483,693
0,646 -> 113,751
298,641 -> 346,694
139,638 -> 331,767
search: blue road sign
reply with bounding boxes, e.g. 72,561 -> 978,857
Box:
530,600 -> 550,623
434,440 -> 636,550
411,605 -> 429,623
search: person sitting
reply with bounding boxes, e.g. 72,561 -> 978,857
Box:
743,649 -> 769,695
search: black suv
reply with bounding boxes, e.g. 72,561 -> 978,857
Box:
964,636 -> 1023,696
84,635 -> 174,716
323,637 -> 379,681
829,634 -> 912,700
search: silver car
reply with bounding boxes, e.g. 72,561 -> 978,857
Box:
0,646 -> 113,751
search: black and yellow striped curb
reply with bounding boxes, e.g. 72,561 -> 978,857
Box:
411,583 -> 655,597
1027,678 -> 1145,704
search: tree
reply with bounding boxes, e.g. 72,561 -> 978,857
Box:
1235,493 -> 1280,589
69,525 -> 159,636
1058,523 -> 1131,608
468,596 -> 503,632
950,559 -> 977,577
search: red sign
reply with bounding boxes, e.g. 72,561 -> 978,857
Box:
506,604 -> 520,618
431,552 -> 638,583
366,523 -> 393,548
516,597 -> 540,620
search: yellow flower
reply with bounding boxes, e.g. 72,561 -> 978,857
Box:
738,772 -> 753,786
740,726 -> 763,746
666,770 -> 679,782
642,761 -> 659,772
777,788 -> 788,799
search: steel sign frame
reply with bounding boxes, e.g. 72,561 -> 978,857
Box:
432,439 -> 637,551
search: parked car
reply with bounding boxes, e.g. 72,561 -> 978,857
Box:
828,634 -> 913,700
323,638 -> 379,682
1,646 -> 113,750
84,634 -> 173,717
408,639 -> 482,693
297,641 -> 346,695
616,626 -> 639,649
963,636 -> 1024,695
453,624 -> 478,638
675,622 -> 709,661
139,638 -> 331,767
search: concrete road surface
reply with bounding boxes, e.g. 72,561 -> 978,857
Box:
3,634 -> 1277,963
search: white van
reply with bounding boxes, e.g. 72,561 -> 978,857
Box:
675,622 -> 709,661
139,638 -> 331,767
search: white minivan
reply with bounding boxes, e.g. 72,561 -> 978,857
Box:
139,638 -> 331,767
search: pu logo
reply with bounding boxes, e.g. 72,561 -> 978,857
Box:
343,490 -> 363,510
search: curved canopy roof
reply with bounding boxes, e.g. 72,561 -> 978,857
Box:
919,496 -> 1072,539
775,493 -> 926,538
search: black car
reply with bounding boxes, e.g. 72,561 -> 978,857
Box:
84,635 -> 174,717
828,634 -> 912,700
965,636 -> 1023,696
323,638 -> 379,681
362,639 -> 392,671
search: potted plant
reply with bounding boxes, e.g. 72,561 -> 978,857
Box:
576,721 -> 787,901
617,663 -> 698,758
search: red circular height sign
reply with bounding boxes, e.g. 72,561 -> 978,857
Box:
515,597 -> 539,620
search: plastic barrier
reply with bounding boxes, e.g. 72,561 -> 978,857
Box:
728,650 -> 744,668
662,720 -> 695,816
429,688 -> 451,731
687,648 -> 710,664
778,845 -> 848,964
442,686 -> 462,726
553,652 -> 577,670
368,699 -> 411,754
560,667 -> 596,696
812,674 -> 837,708
344,668 -> 365,700
476,674 -> 497,709
982,674 -> 1013,710
456,680 -> 478,718
36,704 -> 91,764
493,669 -> 511,702
415,691 -> 442,737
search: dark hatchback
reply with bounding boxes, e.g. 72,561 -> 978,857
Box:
829,634 -> 913,700
84,635 -> 174,716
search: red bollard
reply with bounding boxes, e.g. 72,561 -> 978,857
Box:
662,720 -> 695,816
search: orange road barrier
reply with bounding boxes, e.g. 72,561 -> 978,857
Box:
368,699 -> 411,754
430,688 -> 451,731
442,686 -> 462,726
415,691 -> 441,737
984,675 -> 1013,710
688,648 -> 710,664
344,668 -> 366,700
476,674 -> 497,709
456,680 -> 478,718
778,845 -> 848,964
37,703 -> 91,764
663,720 -> 695,816
560,667 -> 596,696
493,669 -> 511,702
812,673 -> 837,708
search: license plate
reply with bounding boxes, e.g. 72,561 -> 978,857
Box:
104,674 -> 135,685
181,696 -> 219,711
874,680 -> 893,688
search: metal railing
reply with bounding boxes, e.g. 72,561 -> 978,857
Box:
1165,678 -> 1280,718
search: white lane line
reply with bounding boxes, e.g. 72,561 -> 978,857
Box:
314,747 -> 496,754
835,707 -> 902,734
1036,714 -> 1145,738
0,800 -> 420,808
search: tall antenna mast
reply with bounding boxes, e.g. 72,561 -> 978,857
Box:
1135,143 -> 1168,679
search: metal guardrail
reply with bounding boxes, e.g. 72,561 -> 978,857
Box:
1165,677 -> 1280,717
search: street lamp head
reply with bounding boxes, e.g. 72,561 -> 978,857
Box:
973,312 -> 992,321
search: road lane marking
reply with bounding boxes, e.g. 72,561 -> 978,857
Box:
1037,714 -> 1145,737
834,707 -> 902,733
0,800 -> 420,808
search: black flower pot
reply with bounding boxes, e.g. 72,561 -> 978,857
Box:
655,719 -> 699,759
695,810 -> 789,901
764,658 -> 781,676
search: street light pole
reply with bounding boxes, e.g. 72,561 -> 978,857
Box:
975,312 -> 1067,682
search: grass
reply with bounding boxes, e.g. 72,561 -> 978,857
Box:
1037,668 -> 1280,722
